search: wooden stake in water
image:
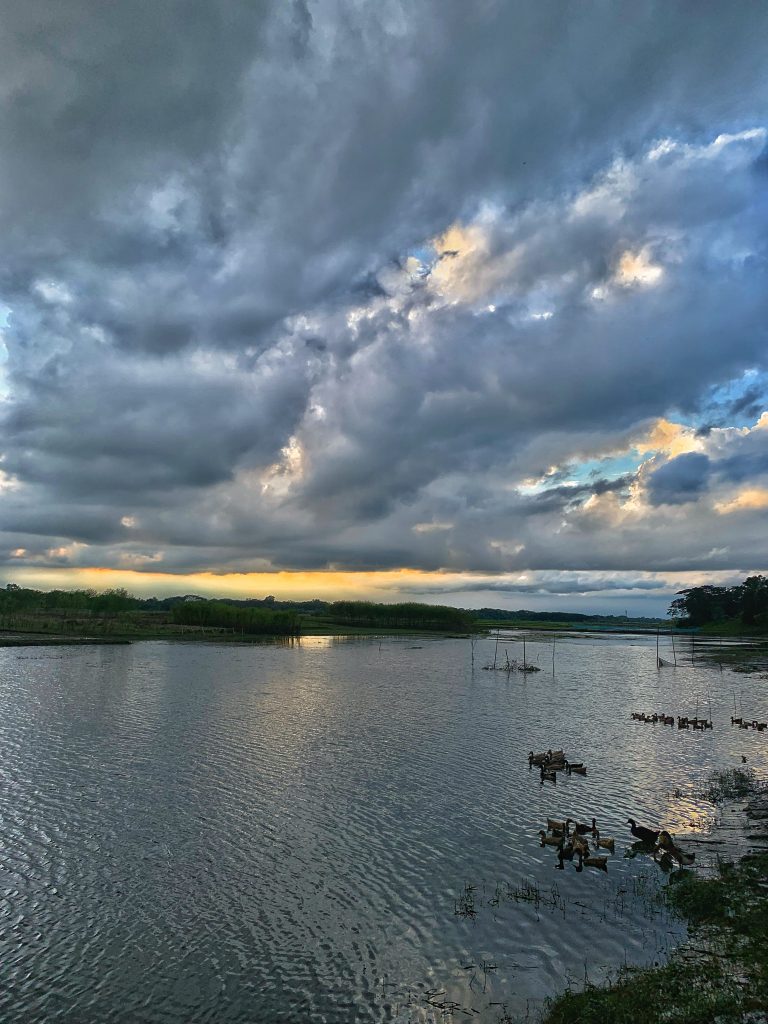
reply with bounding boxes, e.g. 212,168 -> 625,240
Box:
552,635 -> 556,676
671,629 -> 677,667
523,634 -> 526,669
493,630 -> 499,669
656,627 -> 660,669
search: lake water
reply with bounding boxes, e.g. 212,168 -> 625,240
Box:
1,633 -> 766,1023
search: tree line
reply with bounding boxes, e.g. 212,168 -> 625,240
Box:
171,600 -> 300,636
327,600 -> 473,631
669,575 -> 768,627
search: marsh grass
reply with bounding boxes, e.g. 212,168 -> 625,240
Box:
695,767 -> 762,803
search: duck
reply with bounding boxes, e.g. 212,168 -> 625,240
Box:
656,831 -> 695,866
540,766 -> 557,784
628,818 -> 660,844
595,834 -> 615,853
547,818 -> 567,833
556,842 -> 577,869
571,833 -> 590,856
670,846 -> 696,867
539,830 -> 562,847
567,817 -> 597,836
529,751 -> 549,766
578,852 -> 608,872
567,764 -> 587,776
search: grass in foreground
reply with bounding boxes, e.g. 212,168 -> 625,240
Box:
542,852 -> 768,1024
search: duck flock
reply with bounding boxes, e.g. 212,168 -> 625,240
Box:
529,748 -> 587,783
731,716 -> 767,731
631,711 -> 712,730
529,750 -> 696,874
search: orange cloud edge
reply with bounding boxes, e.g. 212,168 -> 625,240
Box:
1,565 -> 733,604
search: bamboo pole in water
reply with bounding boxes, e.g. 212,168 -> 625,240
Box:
552,635 -> 556,676
671,629 -> 677,667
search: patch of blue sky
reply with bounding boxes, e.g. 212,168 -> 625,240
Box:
406,244 -> 438,276
672,368 -> 768,431
519,451 -> 643,495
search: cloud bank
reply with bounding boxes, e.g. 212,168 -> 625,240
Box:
0,2 -> 767,607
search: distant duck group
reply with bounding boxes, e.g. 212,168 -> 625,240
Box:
631,711 -> 712,730
731,717 -> 767,731
528,749 -> 588,783
631,712 -> 674,726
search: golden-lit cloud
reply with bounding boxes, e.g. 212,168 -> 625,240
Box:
715,487 -> 768,514
635,418 -> 702,458
615,247 -> 663,287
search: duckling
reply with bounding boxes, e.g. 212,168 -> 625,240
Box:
567,817 -> 598,836
558,840 -> 576,860
578,852 -> 608,872
595,833 -> 615,853
571,833 -> 590,857
656,831 -> 695,866
628,818 -> 660,844
670,846 -> 695,867
657,830 -> 674,850
539,830 -> 562,847
547,818 -> 567,833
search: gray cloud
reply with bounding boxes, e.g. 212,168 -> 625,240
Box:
0,4 -> 767,588
648,453 -> 711,506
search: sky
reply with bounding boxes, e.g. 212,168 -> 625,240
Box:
1,2 -> 767,615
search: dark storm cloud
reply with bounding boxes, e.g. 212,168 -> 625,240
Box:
0,2 -> 768,581
647,453 -> 712,506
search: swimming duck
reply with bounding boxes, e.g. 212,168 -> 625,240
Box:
578,852 -> 608,871
540,766 -> 557,783
627,818 -> 660,844
529,751 -> 549,766
547,818 -> 567,833
571,833 -> 590,856
567,817 -> 597,836
539,831 -> 562,847
567,764 -> 587,776
656,831 -> 695,866
595,834 -> 615,853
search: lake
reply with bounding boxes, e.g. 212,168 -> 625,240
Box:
1,633 -> 766,1022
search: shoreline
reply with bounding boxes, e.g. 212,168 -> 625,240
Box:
541,778 -> 768,1023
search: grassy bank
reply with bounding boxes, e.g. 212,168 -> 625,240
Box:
698,619 -> 768,637
476,617 -> 666,633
